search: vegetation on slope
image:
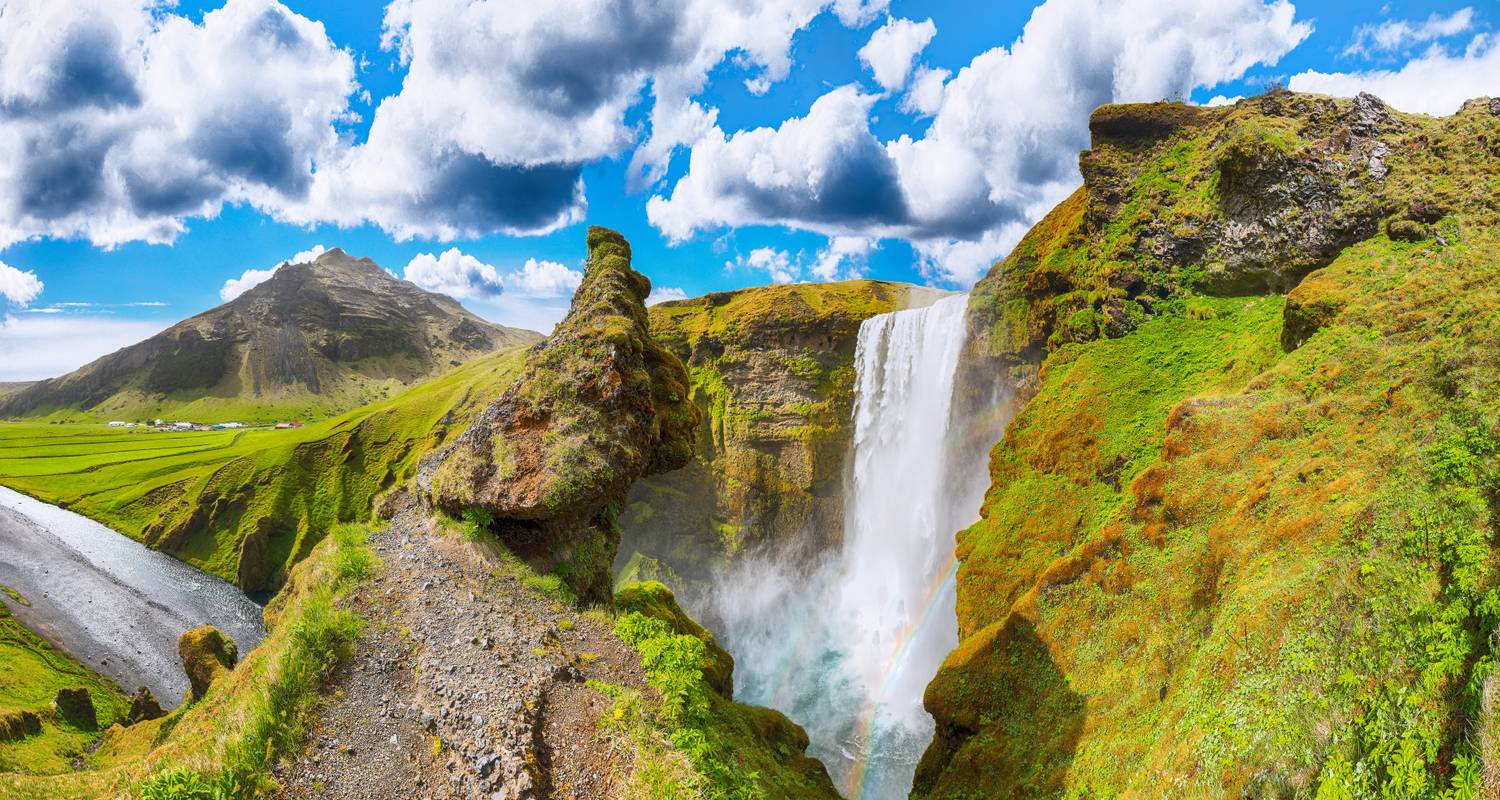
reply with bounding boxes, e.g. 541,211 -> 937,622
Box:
0,345 -> 529,594
620,280 -> 943,598
918,92 -> 1500,797
0,522 -> 374,799
611,580 -> 840,799
0,599 -> 130,775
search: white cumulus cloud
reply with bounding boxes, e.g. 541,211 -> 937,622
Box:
0,261 -> 44,307
1343,7 -> 1474,57
0,0 -> 356,249
730,247 -> 800,284
1291,32 -> 1500,116
646,286 -> 689,305
650,0 -> 1312,286
858,17 -> 936,92
403,248 -> 507,300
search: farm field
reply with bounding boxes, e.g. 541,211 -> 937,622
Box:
0,345 -> 531,591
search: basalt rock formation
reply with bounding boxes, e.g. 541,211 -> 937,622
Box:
617,281 -> 944,600
919,91 -> 1500,797
0,248 -> 538,420
420,227 -> 699,604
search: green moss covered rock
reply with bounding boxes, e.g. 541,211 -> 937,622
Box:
176,626 -> 238,703
420,227 -> 700,603
621,280 -> 944,598
616,580 -> 735,697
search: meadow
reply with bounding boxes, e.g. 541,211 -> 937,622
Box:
0,345 -> 531,592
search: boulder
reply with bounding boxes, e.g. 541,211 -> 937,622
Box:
616,581 -> 735,698
0,709 -> 41,741
178,625 -> 239,702
419,227 -> 699,603
126,687 -> 165,725
52,688 -> 96,729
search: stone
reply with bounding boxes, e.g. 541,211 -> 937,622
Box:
126,687 -> 165,725
52,688 -> 96,729
178,625 -> 239,701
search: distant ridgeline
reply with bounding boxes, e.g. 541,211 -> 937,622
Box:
916,91 -> 1500,797
0,248 -> 540,423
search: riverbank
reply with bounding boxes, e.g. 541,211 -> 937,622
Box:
0,487 -> 265,709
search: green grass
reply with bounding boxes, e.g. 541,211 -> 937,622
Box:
0,602 -> 129,775
611,582 -> 840,800
0,346 -> 528,593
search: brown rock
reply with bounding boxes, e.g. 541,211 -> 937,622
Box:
126,687 -> 165,725
178,625 -> 239,702
419,227 -> 699,603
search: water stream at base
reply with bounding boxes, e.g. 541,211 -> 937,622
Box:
0,485 -> 266,707
711,294 -> 996,799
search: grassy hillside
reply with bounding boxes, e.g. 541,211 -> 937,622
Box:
0,345 -> 530,594
0,599 -> 130,775
918,92 -> 1500,797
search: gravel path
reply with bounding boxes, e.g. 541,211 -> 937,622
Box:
275,508 -> 650,800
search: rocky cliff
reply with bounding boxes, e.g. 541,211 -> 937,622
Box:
420,227 -> 699,604
0,249 -> 538,421
616,280 -> 945,598
918,91 -> 1500,797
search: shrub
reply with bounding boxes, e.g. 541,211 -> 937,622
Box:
136,767 -> 218,800
461,507 -> 493,541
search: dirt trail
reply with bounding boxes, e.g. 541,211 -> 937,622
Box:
275,509 -> 650,800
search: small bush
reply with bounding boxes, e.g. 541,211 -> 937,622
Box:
461,507 -> 494,541
137,767 -> 218,800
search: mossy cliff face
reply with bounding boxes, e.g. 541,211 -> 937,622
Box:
918,93 -> 1500,797
421,227 -> 699,603
619,280 -> 943,592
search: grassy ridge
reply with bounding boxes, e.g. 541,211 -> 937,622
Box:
0,600 -> 130,775
0,346 -> 529,592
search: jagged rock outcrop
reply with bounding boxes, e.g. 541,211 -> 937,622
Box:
177,626 -> 238,702
618,281 -> 943,600
125,687 -> 165,726
419,227 -> 699,603
0,248 -> 539,419
0,710 -> 41,742
919,92 -> 1500,797
51,688 -> 95,730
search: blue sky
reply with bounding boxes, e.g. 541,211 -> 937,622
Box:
0,0 -> 1493,379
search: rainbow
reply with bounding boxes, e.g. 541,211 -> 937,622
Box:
844,557 -> 961,798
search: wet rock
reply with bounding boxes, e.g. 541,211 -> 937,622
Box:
178,625 -> 239,701
52,688 -> 96,729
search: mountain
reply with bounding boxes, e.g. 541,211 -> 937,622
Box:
0,248 -> 540,422
917,91 -> 1500,797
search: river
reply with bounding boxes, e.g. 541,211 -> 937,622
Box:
0,485 -> 266,709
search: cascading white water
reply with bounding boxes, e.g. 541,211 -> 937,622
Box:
712,294 -> 989,799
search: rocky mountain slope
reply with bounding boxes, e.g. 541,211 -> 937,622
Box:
617,280 -> 945,599
918,91 -> 1500,797
0,249 -> 538,422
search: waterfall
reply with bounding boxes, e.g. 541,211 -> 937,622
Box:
712,294 -> 990,799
